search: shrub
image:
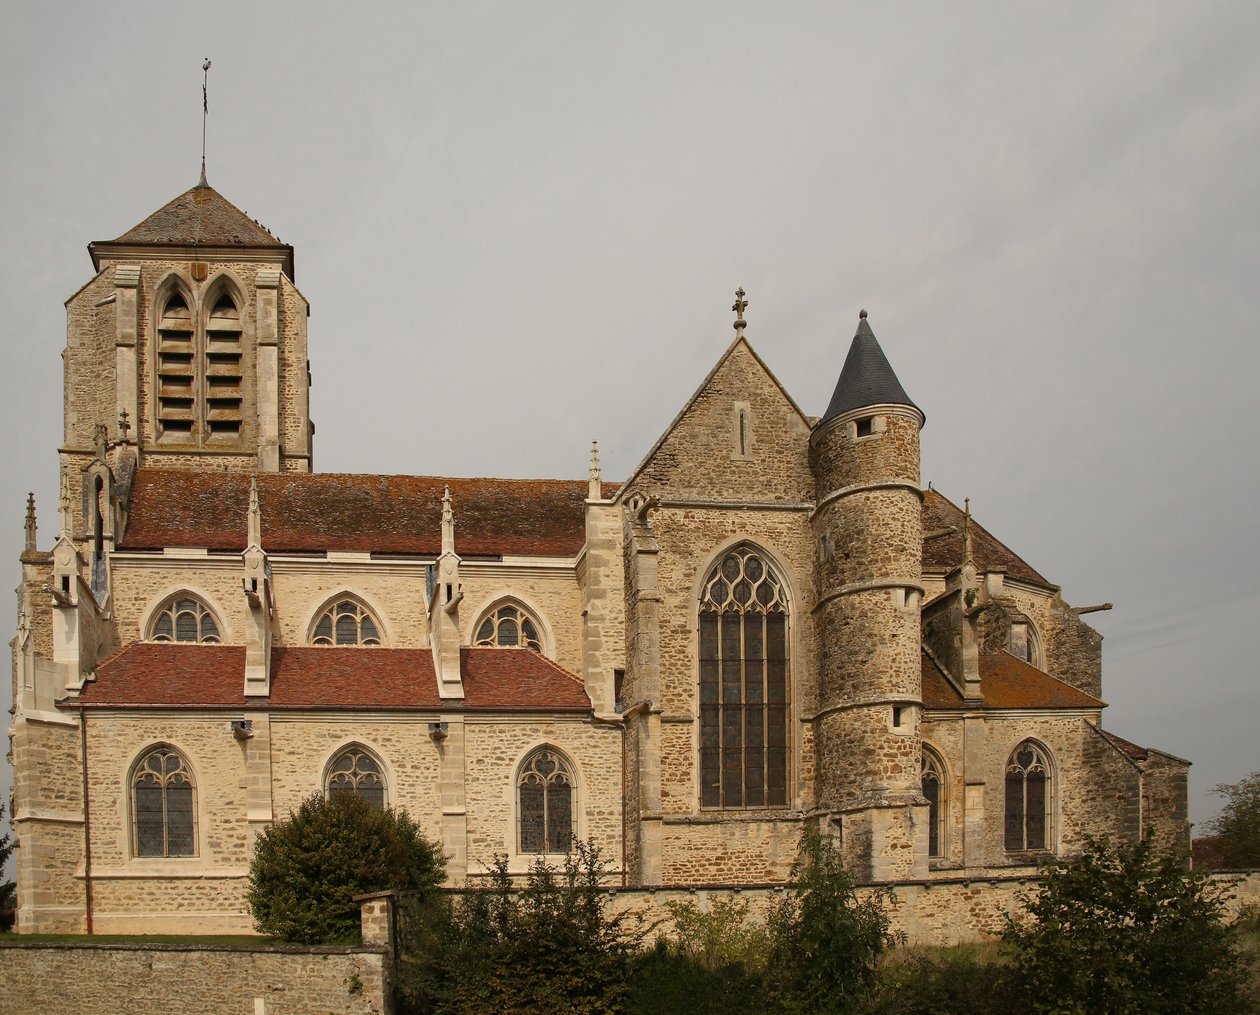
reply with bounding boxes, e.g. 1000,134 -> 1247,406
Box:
401,839 -> 641,1015
765,828 -> 899,1014
0,802 -> 14,931
247,792 -> 444,944
625,937 -> 766,1015
1002,834 -> 1252,1015
866,946 -> 1020,1015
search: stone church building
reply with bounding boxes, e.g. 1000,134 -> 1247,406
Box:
9,178 -> 1189,934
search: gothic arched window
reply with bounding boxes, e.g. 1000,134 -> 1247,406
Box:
132,746 -> 196,857
698,545 -> 790,809
1005,740 -> 1052,851
326,746 -> 386,809
518,747 -> 574,854
475,602 -> 543,651
311,598 -> 382,646
149,594 -> 221,644
921,747 -> 946,859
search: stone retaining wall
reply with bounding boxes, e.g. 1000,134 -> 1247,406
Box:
0,940 -> 391,1015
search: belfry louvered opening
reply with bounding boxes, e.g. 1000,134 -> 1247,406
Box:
699,545 -> 790,809
154,281 -> 245,444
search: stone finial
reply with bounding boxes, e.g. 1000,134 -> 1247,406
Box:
93,422 -> 109,460
247,477 -> 262,549
118,409 -> 132,441
962,497 -> 974,567
732,287 -> 748,330
24,492 -> 36,553
588,440 -> 601,500
441,485 -> 455,556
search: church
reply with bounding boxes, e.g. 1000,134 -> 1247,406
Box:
8,176 -> 1189,934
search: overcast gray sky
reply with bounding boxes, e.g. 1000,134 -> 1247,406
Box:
3,2 -> 1257,858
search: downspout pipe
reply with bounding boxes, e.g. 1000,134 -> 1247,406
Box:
79,704 -> 94,934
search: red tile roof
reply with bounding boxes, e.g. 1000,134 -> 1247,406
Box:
75,643 -> 591,711
120,470 -> 598,557
1095,727 -> 1149,762
922,489 -> 1051,588
921,650 -> 1103,710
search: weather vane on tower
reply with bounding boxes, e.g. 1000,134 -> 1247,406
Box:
200,59 -> 212,186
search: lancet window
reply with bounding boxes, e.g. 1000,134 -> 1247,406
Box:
1005,740 -> 1052,851
921,747 -> 946,859
132,746 -> 196,857
698,545 -> 790,809
518,747 -> 574,854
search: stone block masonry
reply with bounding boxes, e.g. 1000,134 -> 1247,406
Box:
0,941 -> 392,1015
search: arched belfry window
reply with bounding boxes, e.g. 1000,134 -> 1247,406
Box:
131,746 -> 196,857
699,545 -> 790,808
518,747 -> 574,854
204,289 -> 244,438
475,601 -> 543,651
148,593 -> 221,644
156,290 -> 196,437
1005,740 -> 1052,851
326,746 -> 386,809
154,278 -> 246,445
921,747 -> 946,859
310,597 -> 382,646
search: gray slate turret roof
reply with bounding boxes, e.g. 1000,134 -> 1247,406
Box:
819,311 -> 920,425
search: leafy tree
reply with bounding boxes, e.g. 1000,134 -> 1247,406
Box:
247,792 -> 444,944
1002,834 -> 1251,1015
765,828 -> 899,1014
0,801 -> 15,931
1206,772 -> 1260,868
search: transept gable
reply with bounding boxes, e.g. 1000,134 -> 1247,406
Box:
618,335 -> 813,504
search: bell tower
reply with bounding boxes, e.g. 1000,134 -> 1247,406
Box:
810,311 -> 928,880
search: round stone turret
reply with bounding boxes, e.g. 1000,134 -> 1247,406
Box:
809,311 -> 927,879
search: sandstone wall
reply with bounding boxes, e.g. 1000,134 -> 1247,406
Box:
0,942 -> 390,1015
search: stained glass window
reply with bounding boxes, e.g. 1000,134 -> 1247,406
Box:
699,546 -> 789,809
311,599 -> 382,646
921,748 -> 946,859
1005,741 -> 1051,851
518,748 -> 574,853
326,747 -> 386,809
475,603 -> 542,651
132,746 -> 196,857
149,595 -> 221,644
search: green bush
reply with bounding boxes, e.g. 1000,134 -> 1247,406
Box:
247,792 -> 444,944
765,828 -> 899,1014
401,839 -> 641,1015
625,937 -> 766,1015
0,802 -> 14,932
1206,772 -> 1260,868
1002,834 -> 1253,1015
866,947 -> 1020,1015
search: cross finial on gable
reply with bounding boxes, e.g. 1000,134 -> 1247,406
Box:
118,409 -> 131,440
589,440 -> 602,500
732,287 -> 748,330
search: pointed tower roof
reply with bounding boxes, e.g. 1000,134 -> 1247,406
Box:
88,180 -> 294,277
819,310 -> 920,425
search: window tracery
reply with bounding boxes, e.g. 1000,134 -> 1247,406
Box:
311,599 -> 382,646
149,594 -> 221,644
132,746 -> 196,857
1005,740 -> 1052,851
921,747 -> 946,859
698,545 -> 790,809
326,746 -> 386,809
475,602 -> 542,651
518,747 -> 574,854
